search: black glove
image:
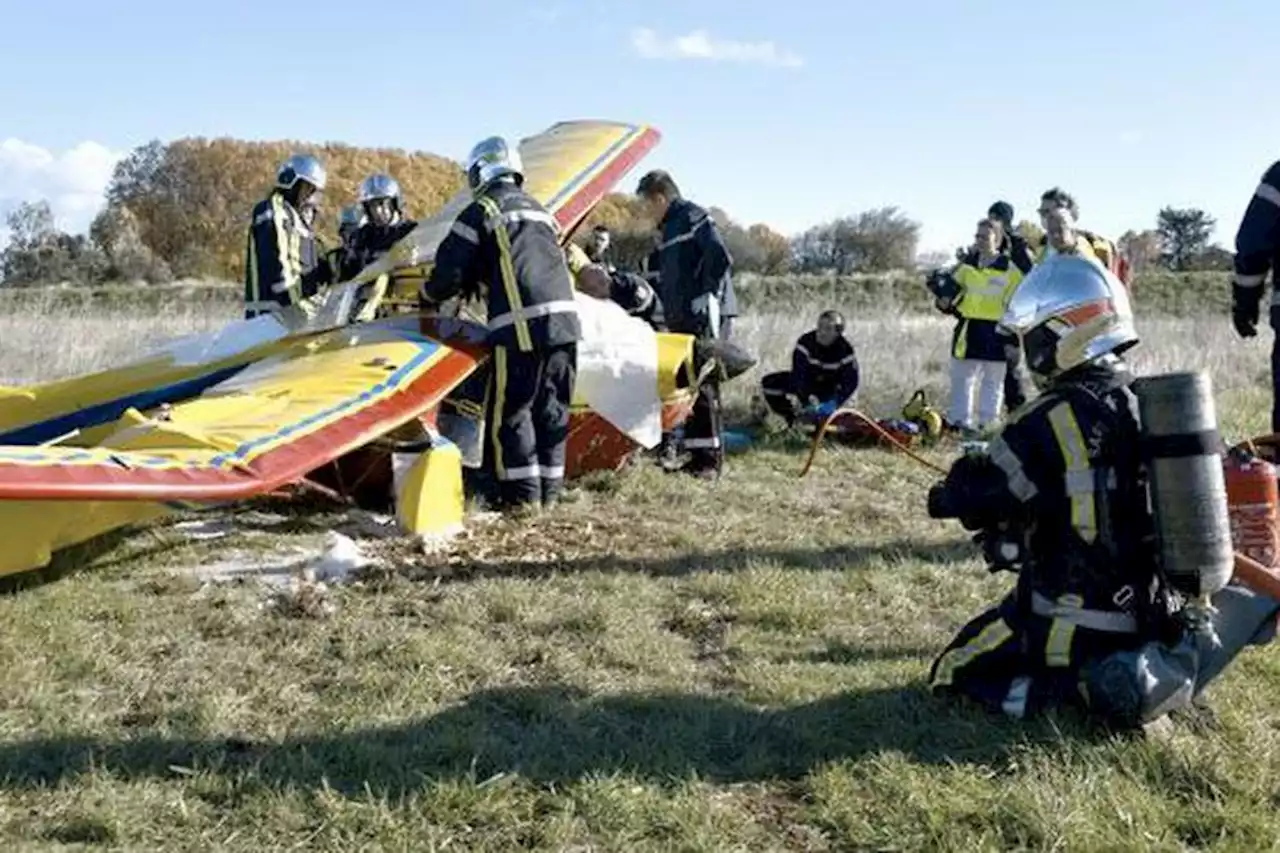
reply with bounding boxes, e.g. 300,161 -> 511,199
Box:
1232,286 -> 1260,338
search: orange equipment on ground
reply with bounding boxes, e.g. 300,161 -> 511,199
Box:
1224,447 -> 1280,569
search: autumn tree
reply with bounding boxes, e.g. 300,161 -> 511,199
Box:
103,137 -> 464,279
1156,207 -> 1215,271
746,223 -> 792,274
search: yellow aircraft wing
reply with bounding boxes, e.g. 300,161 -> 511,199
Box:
0,319 -> 481,501
352,119 -> 661,283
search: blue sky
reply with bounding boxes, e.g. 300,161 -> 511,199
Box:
2,0 -> 1278,255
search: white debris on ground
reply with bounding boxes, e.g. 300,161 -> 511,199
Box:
172,525 -> 380,619
307,530 -> 372,583
171,518 -> 233,541
167,504 -> 490,617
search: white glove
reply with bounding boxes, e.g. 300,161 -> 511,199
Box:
691,293 -> 720,339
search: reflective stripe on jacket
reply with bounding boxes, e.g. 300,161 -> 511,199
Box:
243,192 -> 324,319
421,181 -> 581,350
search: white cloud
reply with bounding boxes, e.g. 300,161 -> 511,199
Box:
0,139 -> 124,241
630,27 -> 804,68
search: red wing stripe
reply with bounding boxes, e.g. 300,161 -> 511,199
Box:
0,348 -> 479,501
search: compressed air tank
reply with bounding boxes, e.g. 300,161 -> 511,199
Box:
1132,370 -> 1235,598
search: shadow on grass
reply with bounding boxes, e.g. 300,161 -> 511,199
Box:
0,683 -> 1105,796
411,538 -> 977,586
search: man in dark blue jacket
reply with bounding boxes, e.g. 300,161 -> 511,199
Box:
1231,159 -> 1280,431
987,200 -> 1035,412
636,169 -> 733,478
760,310 -> 859,425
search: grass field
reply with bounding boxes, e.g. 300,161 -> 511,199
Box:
1,288 -> 1279,851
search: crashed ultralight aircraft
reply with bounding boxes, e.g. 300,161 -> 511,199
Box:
0,119 -> 720,578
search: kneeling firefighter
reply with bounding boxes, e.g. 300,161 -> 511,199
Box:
926,253 -> 1280,728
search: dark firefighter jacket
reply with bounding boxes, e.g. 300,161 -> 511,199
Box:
420,181 -> 581,351
653,198 -> 733,335
323,218 -> 420,284
243,192 -> 331,318
351,219 -> 418,272
936,361 -> 1158,617
1233,159 -> 1280,316
789,329 -> 859,404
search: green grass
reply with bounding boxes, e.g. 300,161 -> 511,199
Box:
2,401 -> 1279,851
0,297 -> 1276,850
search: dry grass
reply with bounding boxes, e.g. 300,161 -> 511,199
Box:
0,294 -> 1277,851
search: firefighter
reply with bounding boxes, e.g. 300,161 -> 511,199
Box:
243,153 -> 331,319
340,174 -> 420,318
338,204 -> 365,248
1230,158 -> 1280,431
987,200 -> 1036,413
926,254 -> 1280,728
319,204 -> 367,284
939,217 -> 1023,434
420,135 -> 582,512
1031,188 -> 1120,273
636,169 -> 733,479
351,173 -> 417,267
760,310 -> 859,425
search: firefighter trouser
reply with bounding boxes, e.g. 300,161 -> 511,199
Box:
686,379 -> 723,471
484,343 -> 577,508
679,331 -> 723,471
761,371 -> 834,423
928,593 -> 1138,720
761,371 -> 799,422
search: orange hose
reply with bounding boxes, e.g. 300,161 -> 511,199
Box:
1230,433 -> 1280,458
1234,551 -> 1280,600
798,406 -> 949,478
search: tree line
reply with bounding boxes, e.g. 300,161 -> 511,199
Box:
0,136 -> 1245,287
